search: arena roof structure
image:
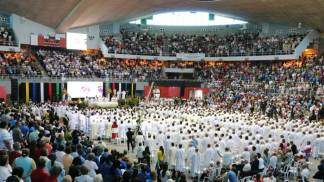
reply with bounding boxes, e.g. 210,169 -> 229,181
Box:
0,0 -> 323,32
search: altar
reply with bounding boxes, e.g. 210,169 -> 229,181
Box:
87,97 -> 119,108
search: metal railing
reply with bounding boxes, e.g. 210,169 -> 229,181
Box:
108,49 -> 296,58
0,74 -> 322,87
0,41 -> 19,47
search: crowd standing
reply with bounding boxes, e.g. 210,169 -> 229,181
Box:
105,30 -> 304,56
0,97 -> 323,182
0,50 -> 43,76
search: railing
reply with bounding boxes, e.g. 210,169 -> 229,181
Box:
0,41 -> 20,52
0,74 -> 207,83
108,49 -> 296,58
104,31 -> 320,61
0,41 -> 19,47
0,74 -> 322,88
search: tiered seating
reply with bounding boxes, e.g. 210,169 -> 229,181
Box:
0,51 -> 42,76
105,30 -> 305,56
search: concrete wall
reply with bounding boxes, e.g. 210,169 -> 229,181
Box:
11,14 -> 55,44
68,25 -> 100,49
261,22 -> 310,36
319,34 -> 324,55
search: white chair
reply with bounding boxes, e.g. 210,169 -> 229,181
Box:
240,176 -> 252,182
288,163 -> 299,179
203,167 -> 221,182
279,165 -> 290,182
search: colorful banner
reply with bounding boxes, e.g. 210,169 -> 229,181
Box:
31,34 -> 66,48
131,82 -> 134,98
144,86 -> 180,98
48,83 -> 52,101
56,83 -> 60,101
25,81 -> 29,104
32,82 -> 36,102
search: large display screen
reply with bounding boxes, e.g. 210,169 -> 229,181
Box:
67,82 -> 103,98
66,32 -> 87,50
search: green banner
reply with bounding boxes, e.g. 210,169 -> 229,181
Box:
55,83 -> 60,101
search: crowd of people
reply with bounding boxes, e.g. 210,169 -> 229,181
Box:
0,98 -> 323,182
37,49 -> 105,78
0,50 -> 43,76
0,26 -> 14,46
201,56 -> 323,122
36,49 -> 163,80
105,30 -> 305,56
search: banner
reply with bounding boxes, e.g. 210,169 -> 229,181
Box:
55,83 -> 60,101
144,86 -> 180,98
176,53 -> 205,61
31,34 -> 66,48
164,68 -> 194,73
25,81 -> 29,104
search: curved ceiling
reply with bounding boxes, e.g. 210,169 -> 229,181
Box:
0,0 -> 323,32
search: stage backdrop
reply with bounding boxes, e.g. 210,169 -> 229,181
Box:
183,87 -> 209,99
144,86 -> 181,98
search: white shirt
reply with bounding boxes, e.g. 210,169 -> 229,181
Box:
83,160 -> 98,177
75,174 -> 93,182
55,151 -> 66,163
301,168 -> 310,178
258,158 -> 265,169
242,163 -> 251,172
0,166 -> 11,182
0,129 -> 13,150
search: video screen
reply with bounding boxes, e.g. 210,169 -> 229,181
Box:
67,82 -> 103,98
66,32 -> 87,50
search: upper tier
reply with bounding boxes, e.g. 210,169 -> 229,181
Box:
104,30 -> 305,57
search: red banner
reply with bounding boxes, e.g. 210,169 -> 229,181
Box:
37,35 -> 66,48
0,85 -> 7,102
144,86 -> 181,98
183,87 -> 209,99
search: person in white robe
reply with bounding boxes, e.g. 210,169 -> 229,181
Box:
78,112 -> 87,133
190,148 -> 201,178
119,121 -> 127,143
121,90 -> 126,100
222,147 -> 233,167
68,111 -> 79,131
98,120 -> 106,139
203,144 -> 215,168
168,143 -> 177,169
269,153 -> 278,170
175,144 -> 186,173
105,119 -> 112,141
135,132 -> 145,148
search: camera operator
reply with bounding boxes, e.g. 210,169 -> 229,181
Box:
126,128 -> 134,152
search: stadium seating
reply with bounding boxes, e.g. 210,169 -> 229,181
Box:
0,51 -> 42,76
105,30 -> 305,56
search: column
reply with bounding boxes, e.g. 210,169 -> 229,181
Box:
40,82 -> 44,103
